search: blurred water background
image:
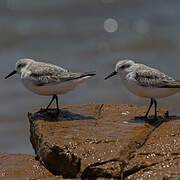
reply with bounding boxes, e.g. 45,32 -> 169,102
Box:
1,0 -> 180,155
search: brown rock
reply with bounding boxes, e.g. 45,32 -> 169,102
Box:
0,152 -> 55,180
28,103 -> 167,178
124,118 -> 180,179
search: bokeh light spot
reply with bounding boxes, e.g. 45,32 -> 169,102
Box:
104,18 -> 118,33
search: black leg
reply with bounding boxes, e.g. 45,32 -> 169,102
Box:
153,99 -> 157,119
145,98 -> 153,117
54,95 -> 59,114
46,95 -> 56,110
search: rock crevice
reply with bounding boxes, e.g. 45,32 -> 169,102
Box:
28,103 -> 180,179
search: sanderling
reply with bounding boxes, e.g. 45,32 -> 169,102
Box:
105,59 -> 180,119
5,58 -> 96,114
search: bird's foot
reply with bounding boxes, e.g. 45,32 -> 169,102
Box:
135,116 -> 148,120
39,107 -> 58,114
56,108 -> 60,116
40,107 -> 47,113
135,115 -> 158,122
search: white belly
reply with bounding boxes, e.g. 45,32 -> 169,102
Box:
122,78 -> 178,99
22,77 -> 90,96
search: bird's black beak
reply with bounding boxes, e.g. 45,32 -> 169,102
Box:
104,71 -> 117,80
5,70 -> 17,79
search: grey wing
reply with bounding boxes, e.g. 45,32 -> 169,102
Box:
29,62 -> 70,86
57,71 -> 96,82
134,67 -> 180,88
29,62 -> 96,86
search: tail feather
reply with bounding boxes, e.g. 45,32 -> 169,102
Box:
66,71 -> 96,81
161,85 -> 180,88
160,80 -> 180,88
81,71 -> 96,77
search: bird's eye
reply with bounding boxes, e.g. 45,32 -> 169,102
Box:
121,65 -> 126,69
121,64 -> 130,69
17,63 -> 25,68
17,64 -> 22,68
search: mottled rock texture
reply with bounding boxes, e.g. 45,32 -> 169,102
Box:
124,119 -> 180,179
28,103 -> 180,179
0,152 -> 55,180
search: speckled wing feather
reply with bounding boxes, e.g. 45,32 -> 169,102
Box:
29,61 -> 95,86
134,65 -> 180,88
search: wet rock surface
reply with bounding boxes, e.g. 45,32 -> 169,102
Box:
28,103 -> 180,179
124,119 -> 180,179
0,152 -> 55,180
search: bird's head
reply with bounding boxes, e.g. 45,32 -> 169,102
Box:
105,59 -> 135,80
5,58 -> 35,79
